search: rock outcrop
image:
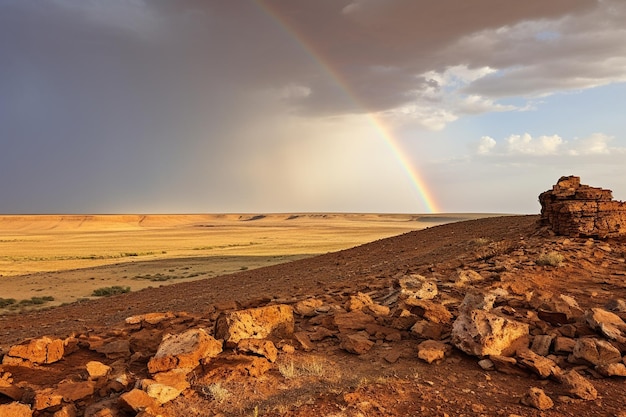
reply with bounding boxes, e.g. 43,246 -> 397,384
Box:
539,176 -> 626,238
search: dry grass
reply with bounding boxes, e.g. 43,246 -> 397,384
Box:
536,251 -> 564,267
278,357 -> 328,379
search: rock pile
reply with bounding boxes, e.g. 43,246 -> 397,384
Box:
2,255 -> 626,415
539,175 -> 626,238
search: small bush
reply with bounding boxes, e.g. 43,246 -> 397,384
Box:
92,286 -> 131,297
536,251 -> 564,267
0,298 -> 16,308
202,383 -> 230,403
278,358 -> 326,379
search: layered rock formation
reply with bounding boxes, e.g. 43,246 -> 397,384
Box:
539,176 -> 626,238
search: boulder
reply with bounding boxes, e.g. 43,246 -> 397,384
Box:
596,362 -> 626,377
140,380 -> 182,405
4,337 -> 64,365
293,299 -> 323,317
345,292 -> 374,311
215,305 -> 294,346
452,310 -> 529,357
516,348 -> 560,379
404,299 -> 452,324
152,369 -> 190,392
521,387 -> 554,410
571,338 -> 621,366
397,275 -> 438,301
539,176 -> 626,238
92,339 -> 131,360
458,291 -> 496,314
119,389 -> 160,413
556,369 -> 598,400
56,380 -> 95,402
333,311 -> 376,331
236,339 -> 278,363
455,270 -> 484,286
147,328 -> 222,374
585,308 -> 626,341
340,333 -> 374,355
530,335 -> 554,357
86,361 -> 111,379
417,340 -> 449,364
553,337 -> 576,354
33,388 -> 63,411
0,402 -> 32,417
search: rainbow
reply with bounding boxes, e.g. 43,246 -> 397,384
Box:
255,2 -> 439,213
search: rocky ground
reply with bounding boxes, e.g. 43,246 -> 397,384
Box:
1,215 -> 626,416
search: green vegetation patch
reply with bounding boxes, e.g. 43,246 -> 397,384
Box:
92,286 -> 131,297
0,298 -> 17,308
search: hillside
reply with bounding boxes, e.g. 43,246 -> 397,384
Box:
1,215 -> 626,416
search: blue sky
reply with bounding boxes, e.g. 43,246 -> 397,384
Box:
1,0 -> 625,214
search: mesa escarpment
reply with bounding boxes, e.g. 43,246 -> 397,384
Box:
1,190 -> 626,415
540,176 -> 626,238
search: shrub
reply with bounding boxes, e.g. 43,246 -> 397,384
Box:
92,286 -> 131,297
0,298 -> 16,308
536,251 -> 564,267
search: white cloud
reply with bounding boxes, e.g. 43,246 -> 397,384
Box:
475,136 -> 497,155
568,133 -> 613,155
474,132 -> 624,157
506,134 -> 564,155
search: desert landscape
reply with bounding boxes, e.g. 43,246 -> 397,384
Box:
0,213 -> 491,311
0,177 -> 626,416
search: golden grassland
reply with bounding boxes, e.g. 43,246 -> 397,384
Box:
0,213 -> 498,311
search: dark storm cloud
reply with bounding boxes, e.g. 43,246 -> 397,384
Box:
0,0 -> 623,213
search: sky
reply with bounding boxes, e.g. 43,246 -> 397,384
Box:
1,0 -> 625,214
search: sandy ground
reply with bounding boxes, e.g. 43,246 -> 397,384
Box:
0,213 -> 495,310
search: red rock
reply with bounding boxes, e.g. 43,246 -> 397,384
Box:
125,312 -> 175,326
86,361 -> 111,379
152,369 -> 190,391
345,292 -> 374,311
0,402 -> 32,417
596,362 -> 626,377
405,300 -> 452,324
293,299 -> 323,317
215,305 -> 294,346
147,328 -> 222,374
333,311 -> 375,331
585,308 -> 626,341
56,380 -> 95,402
571,338 -> 621,366
557,369 -> 598,400
93,339 -> 130,360
293,332 -> 315,352
53,404 -> 77,417
236,339 -> 278,363
4,337 -> 64,365
521,387 -> 554,410
516,348 -> 560,379
452,310 -> 529,357
417,340 -> 449,364
119,389 -> 159,413
397,275 -> 438,301
539,176 -> 626,238
0,379 -> 25,402
33,388 -> 63,411
340,333 -> 374,355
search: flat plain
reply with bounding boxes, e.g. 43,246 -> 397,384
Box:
0,213 -> 494,311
